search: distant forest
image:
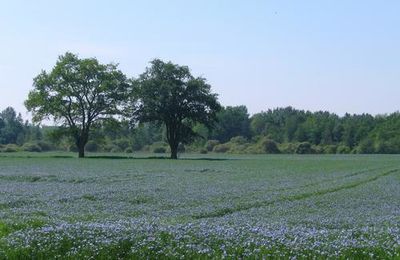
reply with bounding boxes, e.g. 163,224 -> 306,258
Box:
1,105 -> 400,154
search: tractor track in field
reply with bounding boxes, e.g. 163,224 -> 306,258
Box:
220,166 -> 390,205
193,168 -> 399,219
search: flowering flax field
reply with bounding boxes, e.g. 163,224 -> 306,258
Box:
0,154 -> 399,259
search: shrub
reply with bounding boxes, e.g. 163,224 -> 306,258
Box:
229,136 -> 247,145
102,144 -> 121,153
131,141 -> 143,151
142,145 -> 151,152
153,147 -> 166,153
295,142 -> 314,154
3,144 -> 19,153
279,143 -> 297,154
213,144 -> 230,153
323,145 -> 337,154
85,141 -> 99,152
357,139 -> 375,154
199,148 -> 208,154
205,140 -> 220,152
244,144 -> 262,154
150,142 -> 168,154
22,143 -> 42,152
336,145 -> 351,154
259,138 -> 280,154
36,141 -> 53,151
114,139 -> 130,151
312,145 -> 324,154
125,147 -> 133,153
110,146 -> 122,153
228,144 -> 246,154
69,145 -> 78,152
375,139 -> 400,154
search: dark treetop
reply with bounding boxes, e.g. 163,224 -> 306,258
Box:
133,59 -> 221,159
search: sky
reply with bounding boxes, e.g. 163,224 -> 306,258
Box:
0,0 -> 399,119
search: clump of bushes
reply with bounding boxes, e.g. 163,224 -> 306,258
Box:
199,148 -> 208,154
213,143 -> 230,153
356,139 -> 375,154
37,141 -> 53,151
69,145 -> 79,152
151,142 -> 168,154
2,144 -> 19,153
22,143 -> 42,152
102,144 -> 122,153
295,142 -> 315,154
85,141 -> 99,152
153,147 -> 167,153
125,147 -> 133,153
322,145 -> 337,154
205,140 -> 220,152
114,139 -> 130,151
279,143 -> 298,154
258,138 -> 280,154
375,139 -> 400,154
336,145 -> 351,154
229,136 -> 248,145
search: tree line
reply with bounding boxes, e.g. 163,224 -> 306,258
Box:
1,52 -> 400,157
2,105 -> 400,156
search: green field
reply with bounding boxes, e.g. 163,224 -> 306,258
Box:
0,153 -> 399,258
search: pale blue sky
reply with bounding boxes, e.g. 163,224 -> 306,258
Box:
1,0 -> 399,118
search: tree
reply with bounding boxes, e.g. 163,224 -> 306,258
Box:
25,52 -> 130,158
211,106 -> 251,143
0,107 -> 24,144
133,59 -> 221,159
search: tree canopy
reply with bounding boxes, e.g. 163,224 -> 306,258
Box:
133,59 -> 221,159
25,52 -> 130,157
210,105 -> 251,143
0,107 -> 24,144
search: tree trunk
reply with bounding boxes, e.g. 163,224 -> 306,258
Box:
76,131 -> 89,158
166,122 -> 180,159
78,144 -> 85,158
170,144 -> 178,159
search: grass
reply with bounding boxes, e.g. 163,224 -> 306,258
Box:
0,152 -> 399,258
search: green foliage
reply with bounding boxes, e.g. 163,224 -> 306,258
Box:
36,141 -> 53,151
337,145 -> 351,154
0,107 -> 24,145
258,138 -> 280,154
2,144 -> 19,153
249,107 -> 377,148
205,140 -> 220,152
153,147 -> 167,153
111,139 -> 130,151
213,143 -> 230,153
85,141 -> 99,152
322,145 -> 337,154
151,142 -> 168,154
279,143 -> 298,154
133,59 -> 221,159
22,143 -> 42,152
199,148 -> 208,154
69,145 -> 79,152
295,142 -> 314,154
124,147 -> 133,153
25,52 -> 130,158
211,136 -> 252,154
211,106 -> 251,142
356,138 -> 375,154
